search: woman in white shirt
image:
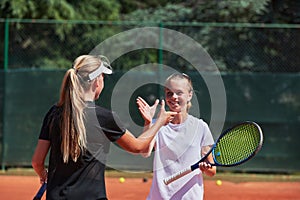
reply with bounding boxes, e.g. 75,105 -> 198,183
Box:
137,73 -> 216,200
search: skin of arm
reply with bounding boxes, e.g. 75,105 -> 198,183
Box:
137,97 -> 216,176
135,97 -> 160,157
31,99 -> 175,183
117,100 -> 175,154
32,140 -> 50,183
136,97 -> 159,129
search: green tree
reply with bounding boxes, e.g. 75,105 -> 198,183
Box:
117,0 -> 183,14
0,0 -> 299,71
0,0 -> 121,69
123,0 -> 299,72
0,0 -> 120,20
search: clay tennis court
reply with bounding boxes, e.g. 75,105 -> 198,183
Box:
0,170 -> 299,200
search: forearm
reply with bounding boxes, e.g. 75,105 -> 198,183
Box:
32,139 -> 50,182
119,100 -> 175,153
32,164 -> 48,182
32,158 -> 48,184
137,117 -> 163,141
140,120 -> 153,137
117,118 -> 164,153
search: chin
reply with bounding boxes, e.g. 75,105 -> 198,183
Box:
168,106 -> 181,112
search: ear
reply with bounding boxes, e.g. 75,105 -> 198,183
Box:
91,78 -> 99,91
187,90 -> 193,102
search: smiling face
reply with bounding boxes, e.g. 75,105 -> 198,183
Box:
164,76 -> 193,113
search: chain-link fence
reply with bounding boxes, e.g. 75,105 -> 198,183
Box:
1,19 -> 300,72
0,19 -> 299,172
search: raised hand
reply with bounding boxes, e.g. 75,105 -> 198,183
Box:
156,99 -> 176,125
136,97 -> 159,124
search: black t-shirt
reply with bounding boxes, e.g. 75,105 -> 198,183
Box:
39,102 -> 126,200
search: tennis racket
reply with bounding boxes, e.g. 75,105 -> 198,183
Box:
33,182 -> 47,200
163,121 -> 263,185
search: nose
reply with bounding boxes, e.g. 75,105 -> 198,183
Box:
172,93 -> 178,98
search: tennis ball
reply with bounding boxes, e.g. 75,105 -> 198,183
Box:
119,177 -> 125,183
216,180 -> 222,186
143,177 -> 148,182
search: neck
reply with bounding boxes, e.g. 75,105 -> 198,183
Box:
171,112 -> 188,124
83,91 -> 95,102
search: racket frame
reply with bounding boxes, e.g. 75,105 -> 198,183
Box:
33,182 -> 47,200
164,121 -> 263,185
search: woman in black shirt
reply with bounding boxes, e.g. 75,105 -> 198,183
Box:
32,55 -> 175,200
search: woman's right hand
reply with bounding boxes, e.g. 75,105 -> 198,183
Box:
156,99 -> 177,125
40,169 -> 48,184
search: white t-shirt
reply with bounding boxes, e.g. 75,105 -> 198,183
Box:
147,115 -> 214,200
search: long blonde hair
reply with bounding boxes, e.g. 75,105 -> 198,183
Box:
57,55 -> 110,163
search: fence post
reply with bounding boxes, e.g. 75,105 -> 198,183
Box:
1,19 -> 9,170
158,22 -> 164,98
3,19 -> 9,71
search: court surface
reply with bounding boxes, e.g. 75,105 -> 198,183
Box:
0,173 -> 299,200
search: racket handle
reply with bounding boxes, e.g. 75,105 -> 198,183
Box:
163,167 -> 192,185
33,182 -> 47,200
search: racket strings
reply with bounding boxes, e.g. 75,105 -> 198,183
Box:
214,123 -> 261,165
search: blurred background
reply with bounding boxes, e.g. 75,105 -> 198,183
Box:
0,0 -> 299,173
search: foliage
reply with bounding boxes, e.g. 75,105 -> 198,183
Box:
0,0 -> 122,68
118,0 -> 183,14
123,4 -> 192,22
188,0 -> 271,22
0,0 -> 299,72
123,0 -> 299,72
0,0 -> 120,20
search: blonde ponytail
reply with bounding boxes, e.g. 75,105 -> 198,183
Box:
58,68 -> 86,163
57,55 -> 111,163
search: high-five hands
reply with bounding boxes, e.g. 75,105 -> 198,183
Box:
136,97 -> 159,124
137,97 -> 176,125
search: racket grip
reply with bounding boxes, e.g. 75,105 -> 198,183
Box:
33,182 -> 47,200
163,167 -> 192,185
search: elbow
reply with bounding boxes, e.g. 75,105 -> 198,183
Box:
120,138 -> 148,154
141,152 -> 152,158
127,144 -> 151,155
140,146 -> 153,158
128,145 -> 145,154
136,145 -> 153,158
116,133 -> 153,154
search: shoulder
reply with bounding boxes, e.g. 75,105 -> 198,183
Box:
94,105 -> 117,119
47,105 -> 59,114
85,102 -> 113,117
43,105 -> 60,121
187,115 -> 211,135
187,115 -> 209,127
92,105 -> 125,129
95,105 -> 111,114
